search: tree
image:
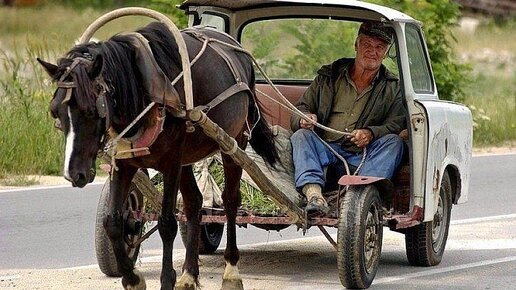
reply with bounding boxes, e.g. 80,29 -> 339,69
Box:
369,0 -> 470,102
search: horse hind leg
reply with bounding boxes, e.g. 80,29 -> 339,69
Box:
103,164 -> 146,290
220,153 -> 245,290
175,165 -> 203,290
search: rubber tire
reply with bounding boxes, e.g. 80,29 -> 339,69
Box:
405,172 -> 452,266
95,179 -> 144,277
179,221 -> 224,254
337,185 -> 383,289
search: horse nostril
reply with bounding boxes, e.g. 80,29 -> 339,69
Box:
76,173 -> 87,188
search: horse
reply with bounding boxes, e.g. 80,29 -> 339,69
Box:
37,22 -> 278,290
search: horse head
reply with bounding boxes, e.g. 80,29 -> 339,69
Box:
38,51 -> 110,188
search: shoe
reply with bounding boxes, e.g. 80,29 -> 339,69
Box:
305,196 -> 329,217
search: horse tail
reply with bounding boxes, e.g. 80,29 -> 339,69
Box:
247,81 -> 279,167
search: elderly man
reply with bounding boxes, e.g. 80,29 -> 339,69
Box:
290,21 -> 406,215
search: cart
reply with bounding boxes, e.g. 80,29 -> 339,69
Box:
88,1 -> 473,289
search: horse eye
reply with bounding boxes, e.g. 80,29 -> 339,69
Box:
85,109 -> 96,119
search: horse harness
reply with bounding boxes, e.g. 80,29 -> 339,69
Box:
55,56 -> 111,134
54,27 -> 254,161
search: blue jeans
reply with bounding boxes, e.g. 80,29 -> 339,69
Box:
290,129 -> 405,190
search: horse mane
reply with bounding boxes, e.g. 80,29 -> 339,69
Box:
59,22 -> 183,130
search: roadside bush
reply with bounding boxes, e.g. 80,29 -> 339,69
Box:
370,0 -> 470,102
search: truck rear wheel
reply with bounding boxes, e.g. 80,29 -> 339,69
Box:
337,185 -> 383,289
405,172 -> 452,266
179,220 -> 224,254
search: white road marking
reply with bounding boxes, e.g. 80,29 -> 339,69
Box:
451,213 -> 516,225
0,181 -> 104,194
373,256 -> 516,285
447,239 -> 516,250
63,107 -> 75,181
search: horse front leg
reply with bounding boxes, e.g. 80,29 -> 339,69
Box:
221,153 -> 244,290
102,163 -> 145,290
158,160 -> 183,290
175,165 -> 203,290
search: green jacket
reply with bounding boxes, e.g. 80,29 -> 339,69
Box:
290,58 -> 406,152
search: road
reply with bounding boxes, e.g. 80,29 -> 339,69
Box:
0,153 -> 515,289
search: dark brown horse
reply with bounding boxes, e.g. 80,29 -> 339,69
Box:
38,22 -> 278,290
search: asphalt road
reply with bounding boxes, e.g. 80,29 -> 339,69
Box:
0,153 -> 515,289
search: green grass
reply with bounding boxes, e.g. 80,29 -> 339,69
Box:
453,18 -> 516,146
0,4 -> 178,177
0,5 -> 153,53
0,5 -> 514,180
464,72 -> 516,146
207,161 -> 281,216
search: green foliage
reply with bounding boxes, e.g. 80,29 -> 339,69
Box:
0,47 -> 63,176
241,23 -> 281,78
368,0 -> 470,102
280,20 -> 357,79
207,160 -> 281,215
148,0 -> 188,28
464,72 -> 516,145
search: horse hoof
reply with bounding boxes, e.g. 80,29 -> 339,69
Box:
123,269 -> 146,290
176,272 -> 198,290
221,279 -> 244,290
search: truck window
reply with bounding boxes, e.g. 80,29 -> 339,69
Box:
405,24 -> 433,93
199,13 -> 226,32
240,18 -> 398,81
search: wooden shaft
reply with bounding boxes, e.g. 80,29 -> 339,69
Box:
189,109 -> 306,225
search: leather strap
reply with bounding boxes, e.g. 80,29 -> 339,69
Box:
124,32 -> 186,118
196,82 -> 250,112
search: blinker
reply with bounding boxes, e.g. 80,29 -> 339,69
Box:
96,94 -> 108,118
62,88 -> 73,104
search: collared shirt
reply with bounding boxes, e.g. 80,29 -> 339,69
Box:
323,68 -> 375,142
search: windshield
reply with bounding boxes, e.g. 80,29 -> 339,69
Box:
240,18 -> 398,81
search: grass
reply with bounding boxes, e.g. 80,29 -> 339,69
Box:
453,18 -> 516,146
207,160 -> 282,216
0,4 -> 175,178
0,5 -> 152,53
0,5 -> 514,182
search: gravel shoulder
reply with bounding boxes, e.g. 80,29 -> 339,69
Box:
0,147 -> 514,190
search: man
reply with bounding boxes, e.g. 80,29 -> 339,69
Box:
290,21 -> 406,215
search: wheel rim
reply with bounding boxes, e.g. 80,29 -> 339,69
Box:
124,188 -> 141,258
432,191 -> 447,253
364,203 -> 381,273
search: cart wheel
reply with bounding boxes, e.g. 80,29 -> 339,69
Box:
179,220 -> 224,254
337,185 -> 383,289
95,179 -> 144,277
405,172 -> 452,266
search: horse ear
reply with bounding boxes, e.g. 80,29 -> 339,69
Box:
37,58 -> 59,77
88,54 -> 103,79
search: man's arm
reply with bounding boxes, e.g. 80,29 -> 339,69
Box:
290,76 -> 321,132
365,89 -> 406,139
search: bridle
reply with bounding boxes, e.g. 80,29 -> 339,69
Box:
54,56 -> 111,137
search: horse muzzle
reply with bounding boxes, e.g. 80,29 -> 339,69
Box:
67,167 -> 96,188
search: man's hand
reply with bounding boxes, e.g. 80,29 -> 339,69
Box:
300,113 -> 317,130
350,129 -> 373,148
